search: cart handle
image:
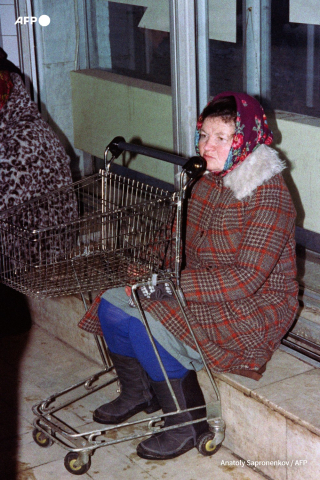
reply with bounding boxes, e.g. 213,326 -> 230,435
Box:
107,136 -> 186,167
182,156 -> 206,180
105,137 -> 206,180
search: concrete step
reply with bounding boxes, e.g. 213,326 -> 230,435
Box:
28,294 -> 320,480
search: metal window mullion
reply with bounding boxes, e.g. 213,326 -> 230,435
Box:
196,0 -> 209,113
306,24 -> 315,108
169,0 -> 197,189
243,0 -> 261,98
260,0 -> 271,102
77,0 -> 90,70
16,0 -> 40,107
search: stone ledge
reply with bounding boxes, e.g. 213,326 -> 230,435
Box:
204,349 -> 320,480
213,350 -> 320,439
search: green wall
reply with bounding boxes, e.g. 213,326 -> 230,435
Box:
276,114 -> 320,234
70,69 -> 174,184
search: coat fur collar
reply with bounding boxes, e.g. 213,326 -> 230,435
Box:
223,144 -> 286,200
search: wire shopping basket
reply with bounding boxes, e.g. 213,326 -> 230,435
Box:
0,138 -> 202,298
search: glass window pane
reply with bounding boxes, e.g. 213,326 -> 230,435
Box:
271,0 -> 320,116
208,0 -> 320,117
85,1 -> 171,86
209,0 -> 243,97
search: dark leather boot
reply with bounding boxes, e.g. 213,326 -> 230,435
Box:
136,370 -> 209,460
93,352 -> 160,424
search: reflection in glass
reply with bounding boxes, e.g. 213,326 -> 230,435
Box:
209,0 -> 243,97
208,0 -> 320,117
271,0 -> 320,117
85,1 -> 171,86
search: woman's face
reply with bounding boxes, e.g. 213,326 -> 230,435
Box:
198,116 -> 235,172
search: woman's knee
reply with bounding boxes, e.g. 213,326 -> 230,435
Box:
98,299 -> 131,332
97,299 -> 136,356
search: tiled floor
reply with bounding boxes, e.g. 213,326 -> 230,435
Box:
0,324 -> 268,480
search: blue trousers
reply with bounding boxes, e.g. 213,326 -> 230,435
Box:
98,298 -> 188,381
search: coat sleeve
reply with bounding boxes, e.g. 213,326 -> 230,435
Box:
180,179 -> 296,303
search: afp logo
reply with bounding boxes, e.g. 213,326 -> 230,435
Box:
15,15 -> 51,26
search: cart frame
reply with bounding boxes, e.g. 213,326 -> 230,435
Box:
0,137 -> 225,475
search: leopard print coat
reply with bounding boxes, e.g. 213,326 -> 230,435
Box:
0,73 -> 74,212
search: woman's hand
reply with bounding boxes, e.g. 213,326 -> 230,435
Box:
125,286 -> 132,297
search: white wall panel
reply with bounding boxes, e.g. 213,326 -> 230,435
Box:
0,2 -> 19,66
209,0 -> 236,43
0,4 -> 16,35
290,0 -> 320,25
2,35 -> 19,65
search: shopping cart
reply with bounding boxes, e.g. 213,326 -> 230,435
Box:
0,137 -> 225,475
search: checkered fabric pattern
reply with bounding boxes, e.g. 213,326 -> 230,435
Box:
78,291 -> 104,335
141,170 -> 299,374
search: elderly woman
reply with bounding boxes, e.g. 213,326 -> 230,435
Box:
79,92 -> 298,460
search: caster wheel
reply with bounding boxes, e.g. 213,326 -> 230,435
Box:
32,428 -> 54,448
64,452 -> 91,475
197,431 -> 221,457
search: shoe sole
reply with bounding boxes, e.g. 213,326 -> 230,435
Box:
136,439 -> 194,460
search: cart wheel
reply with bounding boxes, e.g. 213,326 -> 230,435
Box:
32,428 -> 54,448
197,431 -> 221,456
64,452 -> 91,475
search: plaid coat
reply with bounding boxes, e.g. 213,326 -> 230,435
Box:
79,145 -> 298,378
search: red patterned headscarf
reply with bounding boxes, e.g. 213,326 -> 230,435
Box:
195,91 -> 273,177
0,70 -> 13,111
